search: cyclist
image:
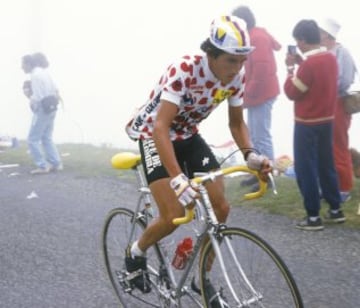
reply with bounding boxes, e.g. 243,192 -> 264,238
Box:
125,15 -> 271,303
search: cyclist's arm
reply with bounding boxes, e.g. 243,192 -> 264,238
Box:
228,105 -> 253,156
228,105 -> 272,177
152,99 -> 182,177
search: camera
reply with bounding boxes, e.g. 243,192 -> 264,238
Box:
288,45 -> 297,55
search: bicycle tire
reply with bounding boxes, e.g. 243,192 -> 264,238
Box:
199,227 -> 303,308
102,207 -> 164,308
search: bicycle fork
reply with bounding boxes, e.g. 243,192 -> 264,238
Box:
211,234 -> 263,307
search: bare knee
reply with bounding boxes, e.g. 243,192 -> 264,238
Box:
214,200 -> 230,222
162,207 -> 185,230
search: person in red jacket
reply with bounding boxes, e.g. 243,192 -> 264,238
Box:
284,19 -> 345,231
232,5 -> 281,190
318,17 -> 356,203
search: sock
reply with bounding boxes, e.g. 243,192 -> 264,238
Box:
309,216 -> 320,222
131,240 -> 145,258
331,209 -> 339,214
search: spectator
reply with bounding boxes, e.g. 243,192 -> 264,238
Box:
232,5 -> 281,190
318,17 -> 356,203
124,15 -> 271,301
22,80 -> 32,99
284,19 -> 345,231
21,53 -> 63,174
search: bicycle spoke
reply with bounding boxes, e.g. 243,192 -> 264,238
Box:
199,227 -> 303,308
102,208 -> 164,308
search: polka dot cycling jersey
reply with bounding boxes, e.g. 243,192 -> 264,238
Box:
125,54 -> 245,141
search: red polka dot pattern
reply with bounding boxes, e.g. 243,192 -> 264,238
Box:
126,55 -> 245,141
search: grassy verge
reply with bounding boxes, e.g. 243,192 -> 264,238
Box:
225,175 -> 360,229
2,142 -> 359,229
0,141 -> 132,177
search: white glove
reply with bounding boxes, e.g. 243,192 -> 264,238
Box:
246,152 -> 267,170
170,173 -> 198,207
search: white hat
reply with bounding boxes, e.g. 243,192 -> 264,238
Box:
318,18 -> 341,39
209,16 -> 254,55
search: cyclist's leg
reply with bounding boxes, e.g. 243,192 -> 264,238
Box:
125,178 -> 184,293
137,178 -> 185,252
103,207 -> 163,306
184,136 -> 231,305
183,134 -> 230,223
204,177 -> 230,223
126,138 -> 187,292
199,178 -> 230,273
191,178 -> 230,306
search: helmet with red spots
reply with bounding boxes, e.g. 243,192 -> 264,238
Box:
209,15 -> 254,55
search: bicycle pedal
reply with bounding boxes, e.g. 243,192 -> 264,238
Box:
126,268 -> 143,281
116,270 -> 133,293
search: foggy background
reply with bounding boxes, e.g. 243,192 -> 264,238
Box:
1,0 -> 359,158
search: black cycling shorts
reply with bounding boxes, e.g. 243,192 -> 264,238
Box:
139,134 -> 220,184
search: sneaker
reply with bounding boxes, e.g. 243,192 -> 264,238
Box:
30,167 -> 50,175
324,210 -> 346,223
296,217 -> 324,231
340,192 -> 351,203
125,247 -> 151,293
191,277 -> 227,308
49,164 -> 63,172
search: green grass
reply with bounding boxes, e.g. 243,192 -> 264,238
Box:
226,175 -> 360,229
0,141 -> 133,178
2,142 -> 359,229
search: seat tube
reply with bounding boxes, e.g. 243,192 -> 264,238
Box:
198,186 -> 218,224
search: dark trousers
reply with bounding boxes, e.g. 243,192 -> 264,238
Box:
294,122 -> 341,217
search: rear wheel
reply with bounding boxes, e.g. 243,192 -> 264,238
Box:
199,227 -> 303,308
102,207 -> 164,308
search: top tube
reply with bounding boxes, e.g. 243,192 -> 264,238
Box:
172,166 -> 267,225
111,152 -> 268,225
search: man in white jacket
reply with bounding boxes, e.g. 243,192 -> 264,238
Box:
21,53 -> 63,174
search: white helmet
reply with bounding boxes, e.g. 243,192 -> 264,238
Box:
209,15 -> 254,55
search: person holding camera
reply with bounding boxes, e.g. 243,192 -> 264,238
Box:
284,19 -> 344,231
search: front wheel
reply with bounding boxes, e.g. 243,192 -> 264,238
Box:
102,207 -> 164,308
199,227 -> 303,308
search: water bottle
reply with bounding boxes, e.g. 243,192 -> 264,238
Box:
171,237 -> 193,270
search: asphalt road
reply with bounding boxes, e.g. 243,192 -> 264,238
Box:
0,165 -> 359,308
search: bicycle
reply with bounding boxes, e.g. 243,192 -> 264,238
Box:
102,151 -> 303,308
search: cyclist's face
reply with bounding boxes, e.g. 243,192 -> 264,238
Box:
209,53 -> 247,85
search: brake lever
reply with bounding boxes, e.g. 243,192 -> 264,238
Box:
268,173 -> 278,195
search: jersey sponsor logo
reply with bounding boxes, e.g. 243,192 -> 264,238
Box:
202,157 -> 210,166
145,96 -> 160,114
143,139 -> 161,175
183,94 -> 194,106
212,89 -> 233,104
133,94 -> 161,131
133,114 -> 144,131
